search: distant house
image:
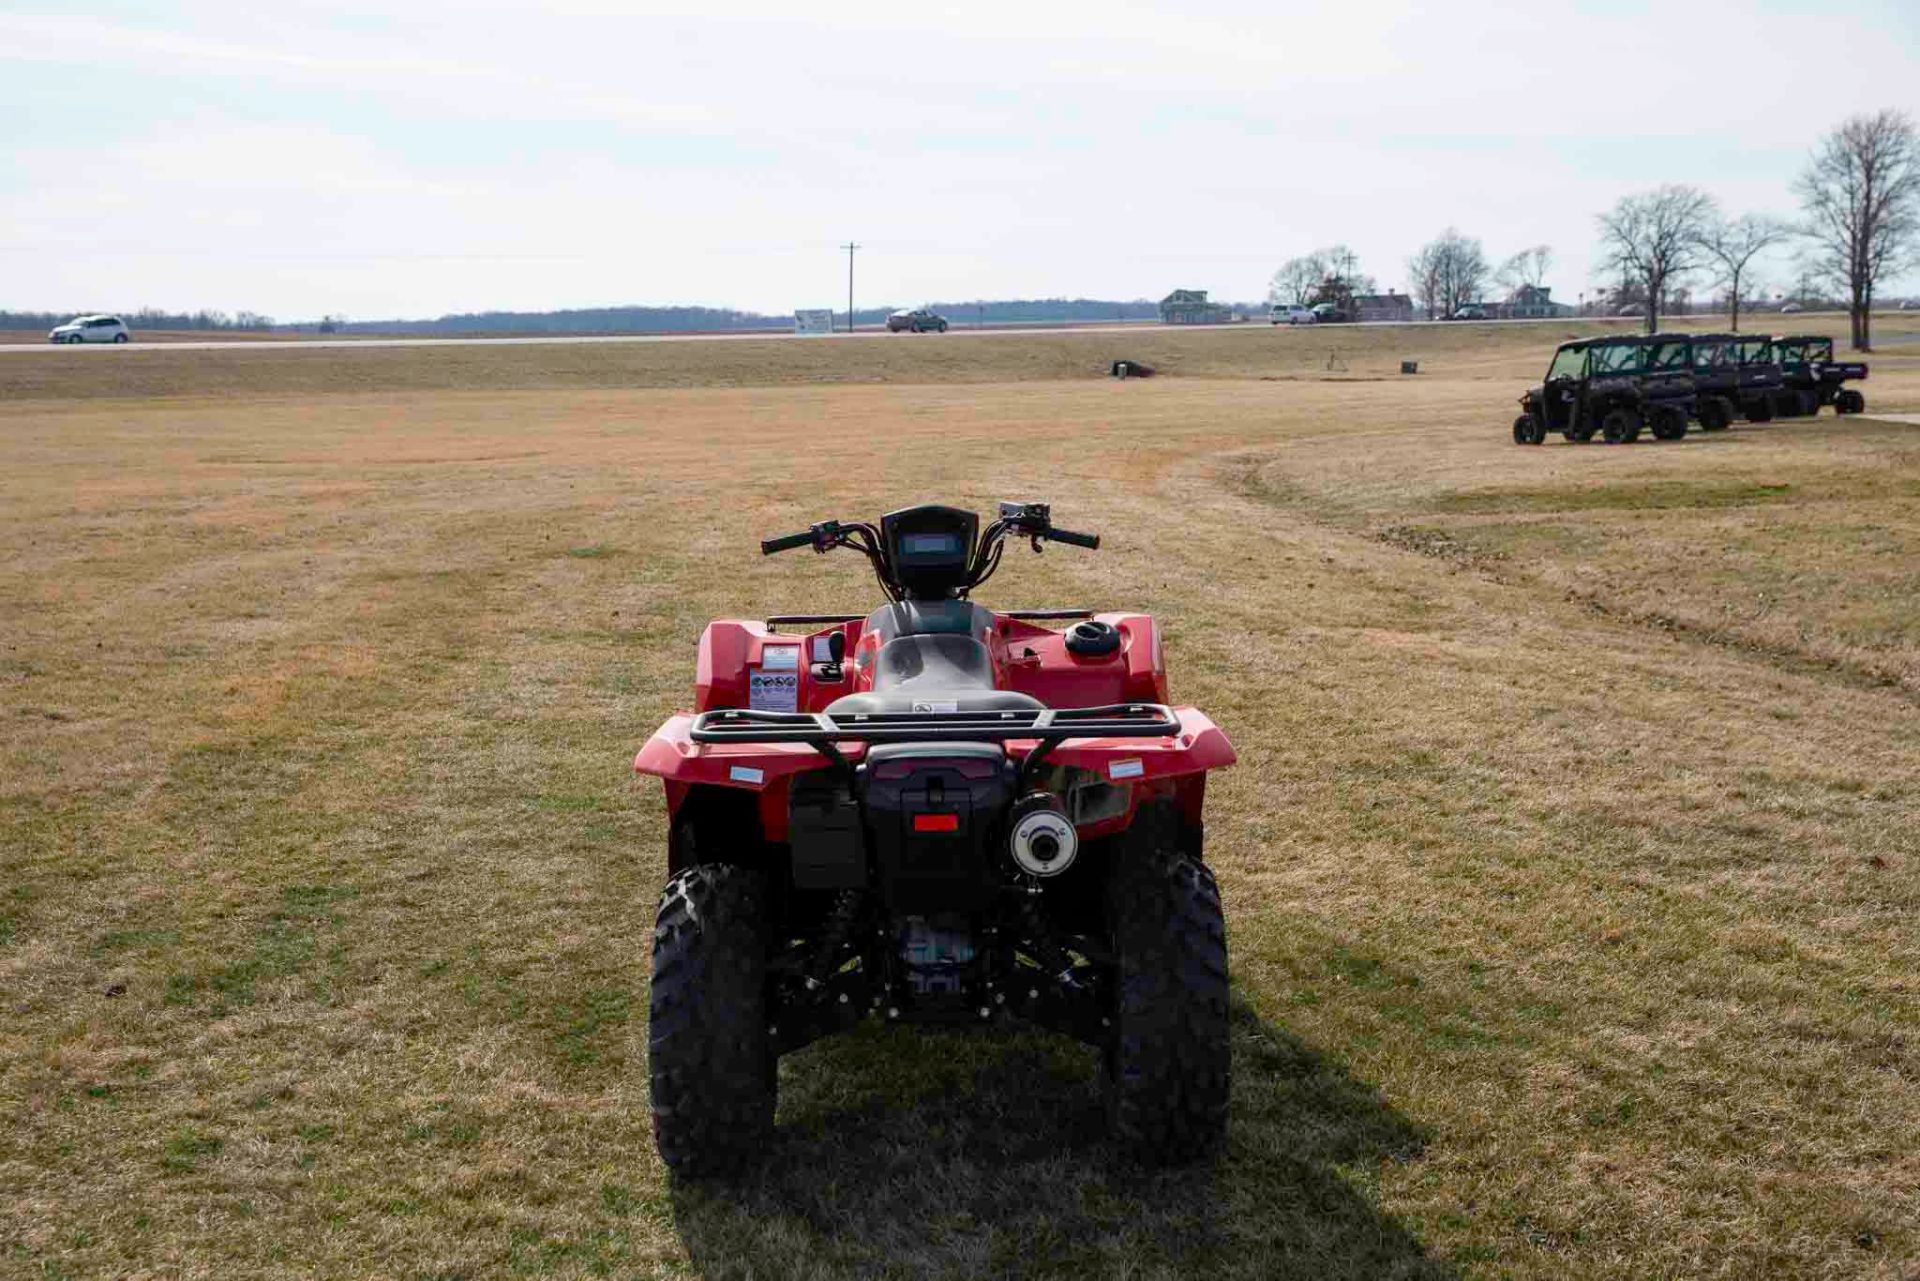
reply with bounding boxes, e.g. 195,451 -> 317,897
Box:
1160,289 -> 1234,325
1500,285 -> 1572,319
1352,292 -> 1413,323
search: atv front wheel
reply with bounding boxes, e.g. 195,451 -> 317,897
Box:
1104,803 -> 1230,1163
649,863 -> 775,1179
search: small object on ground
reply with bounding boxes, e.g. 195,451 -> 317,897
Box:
1110,360 -> 1154,379
636,501 -> 1236,1179
1400,360 -> 1418,375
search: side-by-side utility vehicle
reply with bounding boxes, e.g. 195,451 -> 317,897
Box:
1689,333 -> 1784,427
1513,334 -> 1694,444
635,502 -> 1236,1177
1772,335 -> 1867,417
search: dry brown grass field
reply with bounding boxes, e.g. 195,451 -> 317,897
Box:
3,317 -> 1918,1279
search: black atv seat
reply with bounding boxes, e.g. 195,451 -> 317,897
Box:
824,634 -> 1044,717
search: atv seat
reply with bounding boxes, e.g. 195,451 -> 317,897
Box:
825,634 -> 1043,717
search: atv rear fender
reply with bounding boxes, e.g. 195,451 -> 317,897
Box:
633,705 -> 1233,844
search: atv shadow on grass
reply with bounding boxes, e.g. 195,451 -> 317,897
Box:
668,996 -> 1453,1280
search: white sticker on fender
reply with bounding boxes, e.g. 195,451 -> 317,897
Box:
749,669 -> 799,712
1109,758 -> 1145,780
729,765 -> 765,785
759,645 -> 800,671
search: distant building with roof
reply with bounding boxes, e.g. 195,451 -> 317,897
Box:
1353,292 -> 1413,323
1159,289 -> 1235,325
1499,285 -> 1573,319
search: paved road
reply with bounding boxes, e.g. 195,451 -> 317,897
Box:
0,310 -> 1873,354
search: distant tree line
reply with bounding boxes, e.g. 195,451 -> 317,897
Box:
1262,108 -> 1917,349
295,298 -> 1163,334
1594,110 -> 1917,346
0,307 -> 274,331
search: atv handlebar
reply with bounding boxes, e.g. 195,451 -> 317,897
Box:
761,530 -> 816,555
758,503 -> 1096,601
1043,527 -> 1099,550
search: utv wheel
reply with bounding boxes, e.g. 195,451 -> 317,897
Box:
1649,406 -> 1687,441
1698,396 -> 1733,432
1568,423 -> 1596,443
1105,803 -> 1230,1163
1837,389 -> 1865,415
649,863 -> 774,1179
1745,396 -> 1773,423
1600,408 -> 1640,444
1512,415 -> 1543,446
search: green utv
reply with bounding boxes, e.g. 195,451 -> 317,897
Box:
1513,334 -> 1694,445
1689,333 -> 1784,428
1771,335 -> 1868,418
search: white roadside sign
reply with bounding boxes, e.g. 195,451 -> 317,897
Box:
794,309 -> 834,335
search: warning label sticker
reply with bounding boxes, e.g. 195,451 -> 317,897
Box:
749,668 -> 799,712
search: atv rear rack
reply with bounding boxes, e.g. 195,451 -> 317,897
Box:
689,702 -> 1181,745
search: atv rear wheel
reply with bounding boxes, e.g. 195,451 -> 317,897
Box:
649,863 -> 775,1179
1698,396 -> 1733,432
1104,802 -> 1230,1163
1600,408 -> 1640,444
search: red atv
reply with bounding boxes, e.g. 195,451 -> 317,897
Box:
635,502 -> 1236,1176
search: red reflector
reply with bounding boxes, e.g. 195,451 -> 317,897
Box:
913,813 -> 961,833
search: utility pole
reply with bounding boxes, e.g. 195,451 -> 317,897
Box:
841,241 -> 860,334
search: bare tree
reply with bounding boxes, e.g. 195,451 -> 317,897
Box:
1596,185 -> 1718,333
1495,244 -> 1553,296
1795,108 -> 1920,350
1268,252 -> 1327,305
1407,243 -> 1444,320
1407,228 -> 1487,319
1702,214 -> 1788,332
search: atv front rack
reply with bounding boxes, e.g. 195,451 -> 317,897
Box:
689,702 -> 1181,745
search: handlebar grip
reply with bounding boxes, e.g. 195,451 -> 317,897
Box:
1045,527 -> 1100,550
761,530 -> 815,555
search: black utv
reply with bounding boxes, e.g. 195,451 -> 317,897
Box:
1771,335 -> 1868,417
1690,333 -> 1784,428
1513,334 -> 1694,445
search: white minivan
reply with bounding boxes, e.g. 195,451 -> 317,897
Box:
1269,304 -> 1316,325
48,315 -> 131,344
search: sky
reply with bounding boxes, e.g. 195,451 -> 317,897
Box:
3,0 -> 1917,321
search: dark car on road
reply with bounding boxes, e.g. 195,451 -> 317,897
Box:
887,308 -> 949,333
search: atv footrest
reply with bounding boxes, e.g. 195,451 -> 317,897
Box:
689,702 -> 1181,745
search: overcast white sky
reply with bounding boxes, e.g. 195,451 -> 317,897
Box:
3,1 -> 1916,320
